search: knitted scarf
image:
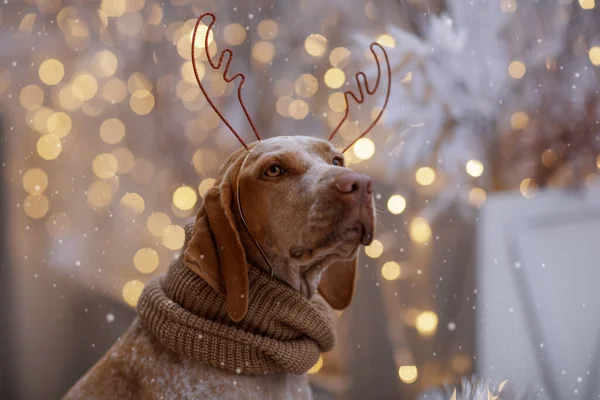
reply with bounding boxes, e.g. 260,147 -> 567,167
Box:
137,254 -> 336,375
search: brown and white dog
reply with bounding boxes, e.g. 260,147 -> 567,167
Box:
64,136 -> 375,399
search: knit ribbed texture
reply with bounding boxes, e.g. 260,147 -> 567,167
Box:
137,254 -> 336,375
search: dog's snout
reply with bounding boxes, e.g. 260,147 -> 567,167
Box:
334,172 -> 373,203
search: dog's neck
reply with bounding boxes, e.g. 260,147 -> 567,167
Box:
237,228 -> 330,299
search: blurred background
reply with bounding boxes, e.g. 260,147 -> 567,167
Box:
1,0 -> 600,399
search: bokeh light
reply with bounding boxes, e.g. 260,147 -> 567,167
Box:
39,59 -> 65,86
46,112 -> 72,137
162,224 -> 186,250
579,0 -> 595,10
589,46 -> 600,66
23,168 -> 48,195
20,84 -> 44,110
519,178 -> 538,199
120,192 -> 145,214
468,187 -> 487,208
257,19 -> 278,40
465,159 -> 484,177
352,138 -> 375,160
304,34 -> 327,57
381,261 -> 401,280
147,212 -> 172,237
377,34 -> 396,48
122,280 -> 144,307
223,23 -> 246,46
252,41 -> 275,63
92,153 -> 119,179
45,212 -> 72,238
508,60 -> 526,79
324,68 -> 345,89
294,74 -> 319,98
92,50 -> 118,77
415,311 -> 438,336
410,217 -> 432,244
100,118 -> 125,144
308,355 -> 324,374
129,89 -> 155,115
23,194 -> 49,219
387,194 -> 406,214
415,167 -> 435,186
36,134 -> 62,160
288,99 -> 309,120
198,178 -> 216,197
71,74 -> 98,101
510,111 -> 529,130
134,248 -> 160,274
87,181 -> 114,208
398,366 -> 418,384
365,239 -> 383,258
329,47 -> 352,68
173,186 -> 198,211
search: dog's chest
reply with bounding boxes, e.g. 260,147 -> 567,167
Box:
130,322 -> 313,400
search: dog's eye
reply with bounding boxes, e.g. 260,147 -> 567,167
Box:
332,157 -> 344,167
264,164 -> 285,177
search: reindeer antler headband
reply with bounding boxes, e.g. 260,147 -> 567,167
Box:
191,13 -> 392,275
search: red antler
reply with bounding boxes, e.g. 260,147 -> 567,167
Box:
191,13 -> 261,151
328,42 -> 391,153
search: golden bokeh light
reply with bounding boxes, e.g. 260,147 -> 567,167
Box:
365,239 -> 383,258
329,47 -> 351,68
192,148 -> 218,172
181,60 -> 204,84
92,153 -> 119,179
36,134 -> 62,160
162,224 -> 186,250
117,11 -> 143,36
252,41 -> 275,63
33,107 -> 53,134
223,23 -> 246,46
519,178 -> 538,199
596,154 -> 600,169
112,147 -> 135,174
381,261 -> 401,281
276,96 -> 292,117
134,248 -> 160,274
101,0 -> 126,17
71,74 -> 98,101
510,111 -> 529,130
45,212 -> 72,238
20,84 -> 44,110
24,194 -> 50,219
173,186 -> 198,211
328,92 -> 346,112
465,159 -> 484,177
579,0 -> 595,9
387,194 -> 406,214
120,192 -> 145,214
294,74 -> 319,98
324,68 -> 345,89
257,19 -> 278,40
588,46 -> 600,66
130,89 -> 155,115
46,112 -> 72,137
58,84 -> 81,111
288,99 -> 309,120
415,311 -> 438,336
352,138 -> 375,160
39,59 -> 65,86
127,72 -> 152,93
92,50 -> 118,77
304,34 -> 327,57
410,217 -> 432,244
501,0 -> 517,12
468,187 -> 487,208
23,168 -> 48,195
415,167 -> 435,186
377,34 -> 396,48
122,280 -> 144,307
199,178 -> 216,197
100,118 -> 125,144
189,24 -> 214,49
508,60 -> 526,79
147,212 -> 172,237
398,366 -> 418,384
308,356 -> 323,374
87,180 -> 114,208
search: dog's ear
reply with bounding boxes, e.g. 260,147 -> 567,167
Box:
183,170 -> 248,322
318,257 -> 357,310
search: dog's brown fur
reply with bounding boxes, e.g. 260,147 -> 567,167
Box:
64,136 -> 375,399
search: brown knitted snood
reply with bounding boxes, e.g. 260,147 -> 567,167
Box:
137,252 -> 336,375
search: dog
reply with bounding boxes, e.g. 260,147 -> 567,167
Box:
64,136 -> 375,399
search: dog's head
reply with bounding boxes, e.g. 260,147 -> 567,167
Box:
184,136 -> 375,321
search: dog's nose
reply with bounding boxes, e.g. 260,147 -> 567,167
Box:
334,172 -> 373,203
